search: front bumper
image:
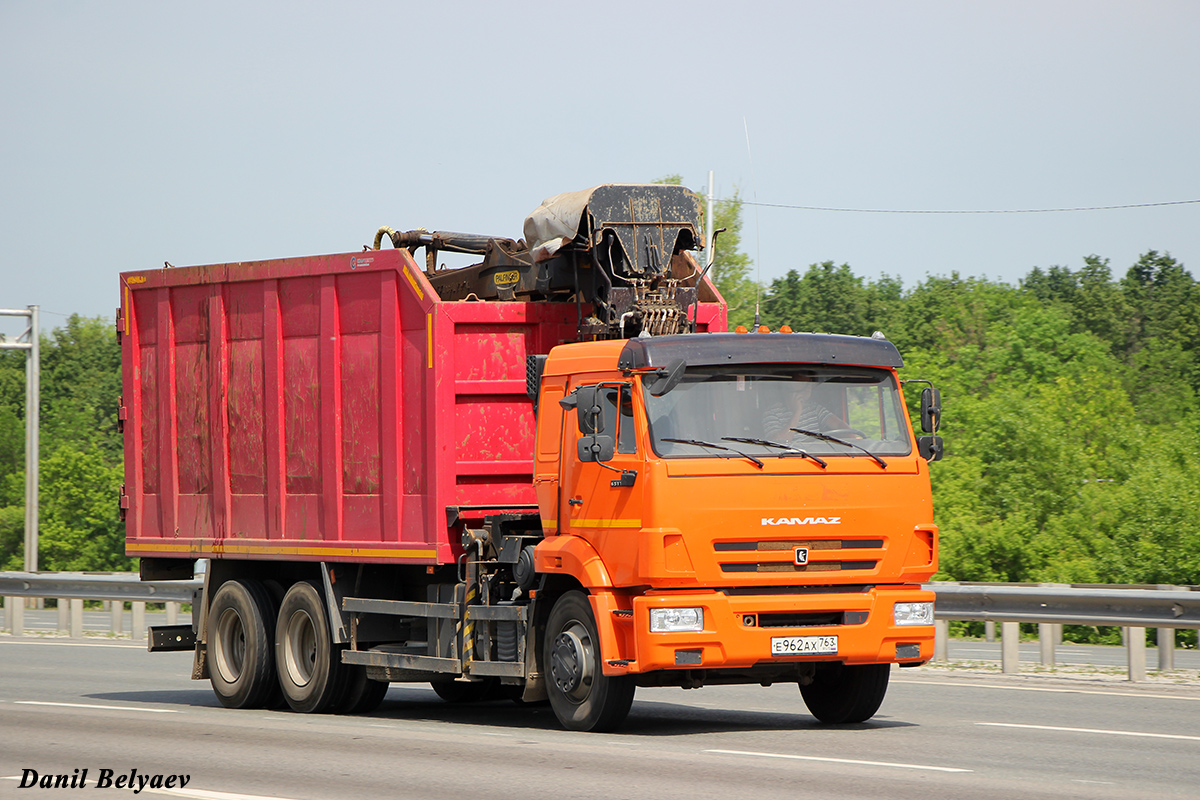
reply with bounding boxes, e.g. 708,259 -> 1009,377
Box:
599,584 -> 934,675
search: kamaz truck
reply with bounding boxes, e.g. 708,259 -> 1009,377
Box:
121,184 -> 942,731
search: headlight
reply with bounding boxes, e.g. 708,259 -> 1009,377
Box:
650,607 -> 704,632
893,602 -> 934,626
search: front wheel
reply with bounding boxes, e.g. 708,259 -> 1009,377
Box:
544,591 -> 635,732
799,662 -> 890,723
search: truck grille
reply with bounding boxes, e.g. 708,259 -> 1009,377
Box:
715,538 -> 882,574
720,561 -> 876,573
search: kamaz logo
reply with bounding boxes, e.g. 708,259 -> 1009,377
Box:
761,516 -> 841,526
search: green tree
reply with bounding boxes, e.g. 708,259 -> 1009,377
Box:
0,314 -> 128,571
34,446 -> 130,571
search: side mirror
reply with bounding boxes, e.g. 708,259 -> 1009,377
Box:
571,386 -> 604,435
578,434 -> 615,463
646,358 -> 686,397
920,388 -> 941,433
917,436 -> 944,462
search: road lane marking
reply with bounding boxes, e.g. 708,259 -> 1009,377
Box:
977,722 -> 1200,742
16,701 -> 178,713
894,679 -> 1200,702
704,749 -> 971,773
0,638 -> 148,649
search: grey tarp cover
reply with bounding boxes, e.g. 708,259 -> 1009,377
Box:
523,186 -> 601,263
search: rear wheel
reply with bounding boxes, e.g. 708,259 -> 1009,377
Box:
544,591 -> 635,732
275,581 -> 345,713
208,579 -> 278,709
799,662 -> 890,723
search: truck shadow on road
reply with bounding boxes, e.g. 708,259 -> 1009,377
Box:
87,690 -> 225,709
361,688 -> 916,735
85,686 -> 916,735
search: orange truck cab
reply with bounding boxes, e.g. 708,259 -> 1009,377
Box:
529,332 -> 940,729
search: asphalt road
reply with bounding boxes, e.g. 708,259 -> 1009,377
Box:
2,637 -> 1198,800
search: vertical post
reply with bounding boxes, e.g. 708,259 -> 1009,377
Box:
1157,628 -> 1174,672
57,598 -> 68,632
1,306 -> 39,573
1038,622 -> 1055,667
706,171 -> 715,267
1157,585 -> 1175,672
25,305 -> 39,573
132,601 -> 145,641
8,597 -> 22,636
110,601 -> 123,634
985,620 -> 996,642
934,618 -> 949,662
1126,626 -> 1146,682
3,596 -> 9,631
1001,621 -> 1019,674
166,601 -> 178,625
69,598 -> 83,638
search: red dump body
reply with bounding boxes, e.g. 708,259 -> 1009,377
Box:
121,248 -> 726,565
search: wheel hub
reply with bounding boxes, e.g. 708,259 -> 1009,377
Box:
550,622 -> 596,701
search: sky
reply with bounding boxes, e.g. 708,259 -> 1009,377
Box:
2,0 -> 1198,338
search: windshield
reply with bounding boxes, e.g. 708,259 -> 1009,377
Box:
644,365 -> 912,459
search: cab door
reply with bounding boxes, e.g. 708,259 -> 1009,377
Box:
558,382 -> 644,543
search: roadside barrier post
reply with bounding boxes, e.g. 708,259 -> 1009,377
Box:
111,601 -> 123,634
69,598 -> 83,638
1156,585 -> 1176,672
1126,626 -> 1146,682
1038,623 -> 1055,667
8,596 -> 22,636
132,602 -> 145,641
1001,621 -> 1019,674
935,619 -> 949,661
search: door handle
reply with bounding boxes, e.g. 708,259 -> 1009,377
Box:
568,498 -> 582,507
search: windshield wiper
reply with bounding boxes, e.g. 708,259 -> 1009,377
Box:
721,437 -> 828,469
661,438 -> 764,469
790,428 -> 888,469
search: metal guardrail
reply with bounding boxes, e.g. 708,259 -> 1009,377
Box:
0,571 -> 200,602
2,573 -> 1195,680
1,571 -> 199,641
927,582 -> 1200,629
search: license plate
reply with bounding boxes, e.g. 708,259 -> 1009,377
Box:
771,635 -> 838,656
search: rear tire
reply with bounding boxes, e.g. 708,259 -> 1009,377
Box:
544,591 -> 635,732
799,662 -> 890,723
208,579 -> 278,709
275,581 -> 345,713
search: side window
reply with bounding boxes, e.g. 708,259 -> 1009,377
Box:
601,385 -> 637,455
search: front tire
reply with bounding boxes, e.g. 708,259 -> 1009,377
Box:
799,662 -> 890,723
544,591 -> 635,732
431,678 -> 498,704
338,667 -> 389,714
208,579 -> 278,709
275,581 -> 345,713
